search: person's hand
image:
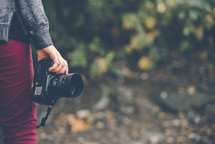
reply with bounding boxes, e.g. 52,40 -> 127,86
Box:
36,45 -> 68,74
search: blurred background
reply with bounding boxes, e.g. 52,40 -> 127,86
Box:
3,0 -> 215,143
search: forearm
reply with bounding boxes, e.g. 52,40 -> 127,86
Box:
16,0 -> 53,49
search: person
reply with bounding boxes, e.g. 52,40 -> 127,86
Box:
0,0 -> 68,143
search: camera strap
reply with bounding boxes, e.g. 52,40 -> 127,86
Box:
36,106 -> 52,129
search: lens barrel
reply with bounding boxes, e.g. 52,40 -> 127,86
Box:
49,73 -> 84,99
61,73 -> 84,98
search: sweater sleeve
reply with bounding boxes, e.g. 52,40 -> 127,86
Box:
16,0 -> 53,50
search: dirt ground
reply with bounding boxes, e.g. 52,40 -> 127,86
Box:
37,71 -> 215,144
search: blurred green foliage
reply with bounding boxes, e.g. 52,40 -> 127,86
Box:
43,0 -> 215,77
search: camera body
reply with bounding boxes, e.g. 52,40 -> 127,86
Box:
31,59 -> 84,106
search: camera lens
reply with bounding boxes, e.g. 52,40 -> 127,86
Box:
49,73 -> 84,98
63,73 -> 84,98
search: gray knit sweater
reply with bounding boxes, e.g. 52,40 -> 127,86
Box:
0,0 -> 53,49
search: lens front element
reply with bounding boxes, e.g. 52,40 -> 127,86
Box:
61,73 -> 84,98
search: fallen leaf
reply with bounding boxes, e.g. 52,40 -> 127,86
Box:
67,115 -> 91,133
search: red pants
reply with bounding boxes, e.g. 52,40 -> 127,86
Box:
0,39 -> 37,144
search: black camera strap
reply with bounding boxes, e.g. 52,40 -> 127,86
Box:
36,106 -> 52,129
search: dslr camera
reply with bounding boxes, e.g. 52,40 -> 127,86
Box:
31,59 -> 84,106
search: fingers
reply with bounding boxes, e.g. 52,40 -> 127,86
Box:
43,45 -> 69,74
48,52 -> 60,72
59,60 -> 68,74
65,64 -> 69,74
56,60 -> 68,74
52,58 -> 67,74
49,53 -> 68,74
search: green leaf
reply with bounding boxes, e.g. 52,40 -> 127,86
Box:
69,43 -> 87,68
88,37 -> 105,56
180,40 -> 190,52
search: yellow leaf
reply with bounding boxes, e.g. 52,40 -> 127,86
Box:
147,30 -> 159,42
195,26 -> 204,40
125,45 -> 136,54
144,17 -> 157,30
206,14 -> 214,24
96,58 -> 107,74
138,57 -> 152,70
